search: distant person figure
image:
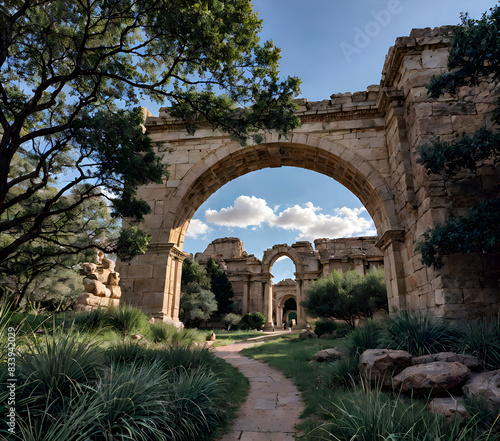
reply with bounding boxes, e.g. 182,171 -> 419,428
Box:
288,321 -> 292,332
283,322 -> 287,330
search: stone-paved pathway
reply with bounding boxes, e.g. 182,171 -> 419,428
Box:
214,339 -> 304,441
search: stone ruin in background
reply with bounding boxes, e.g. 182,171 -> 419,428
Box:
75,251 -> 122,312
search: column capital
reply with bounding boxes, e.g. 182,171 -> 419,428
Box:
147,243 -> 189,261
375,229 -> 405,252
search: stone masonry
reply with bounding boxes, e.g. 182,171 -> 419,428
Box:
117,27 -> 500,325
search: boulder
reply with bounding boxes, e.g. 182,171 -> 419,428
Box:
428,397 -> 468,422
300,330 -> 318,339
463,370 -> 500,410
359,349 -> 413,386
319,333 -> 336,339
393,361 -> 471,396
412,352 -> 481,371
311,347 -> 344,362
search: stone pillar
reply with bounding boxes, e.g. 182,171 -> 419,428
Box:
376,230 -> 406,312
263,279 -> 274,331
117,243 -> 188,326
242,280 -> 249,315
296,278 -> 308,327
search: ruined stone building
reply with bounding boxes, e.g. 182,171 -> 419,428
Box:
117,27 -> 500,326
194,237 -> 384,327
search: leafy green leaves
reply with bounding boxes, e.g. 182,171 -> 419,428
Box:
415,198 -> 500,269
416,127 -> 500,178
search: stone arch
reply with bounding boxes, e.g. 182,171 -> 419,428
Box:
261,245 -> 305,276
162,134 -> 398,249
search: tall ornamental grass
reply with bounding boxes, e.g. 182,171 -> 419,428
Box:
0,329 -> 240,441
378,311 -> 456,356
454,318 -> 500,369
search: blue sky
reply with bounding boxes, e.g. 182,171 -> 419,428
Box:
150,0 -> 496,281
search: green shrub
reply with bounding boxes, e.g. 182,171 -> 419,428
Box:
240,312 -> 266,330
222,313 -> 242,330
310,380 -> 491,441
166,367 -> 225,439
162,345 -> 215,373
379,311 -> 456,356
326,354 -> 360,388
107,304 -> 150,335
148,321 -> 179,343
335,322 -> 352,338
454,318 -> 500,370
93,361 -> 173,441
106,341 -> 160,365
72,308 -> 110,333
17,333 -> 105,404
342,319 -> 381,356
314,319 -> 337,337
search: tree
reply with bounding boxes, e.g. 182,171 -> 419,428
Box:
415,5 -> 500,269
0,1 -> 301,272
179,257 -> 217,327
206,258 -> 234,314
301,269 -> 387,328
221,312 -> 241,330
179,281 -> 218,328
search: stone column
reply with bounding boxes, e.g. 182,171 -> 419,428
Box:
376,230 -> 406,312
297,278 -> 307,327
263,278 -> 274,331
242,280 -> 249,315
117,243 -> 188,326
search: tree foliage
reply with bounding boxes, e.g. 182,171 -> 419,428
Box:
180,258 -> 217,327
206,258 -> 234,314
0,0 -> 301,282
415,4 -> 500,269
301,268 -> 387,328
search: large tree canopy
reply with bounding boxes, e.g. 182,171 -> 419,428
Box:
0,0 -> 301,287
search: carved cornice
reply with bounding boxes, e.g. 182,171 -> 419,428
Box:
145,108 -> 383,134
146,243 -> 189,260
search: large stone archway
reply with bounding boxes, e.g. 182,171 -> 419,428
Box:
117,27 -> 500,324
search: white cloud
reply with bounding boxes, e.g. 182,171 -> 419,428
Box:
272,205 -> 375,241
202,196 -> 376,241
205,195 -> 276,227
186,219 -> 212,239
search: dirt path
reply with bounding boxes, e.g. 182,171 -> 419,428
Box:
214,340 -> 305,441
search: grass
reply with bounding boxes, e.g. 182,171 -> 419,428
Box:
212,329 -> 265,346
241,324 -> 500,441
0,306 -> 250,441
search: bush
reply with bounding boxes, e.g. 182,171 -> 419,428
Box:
326,354 -> 360,388
222,313 -> 242,330
378,311 -> 456,356
314,319 -> 337,337
335,322 -> 352,338
17,333 -> 105,405
240,312 -> 266,330
311,380 -> 491,441
342,319 -> 382,356
454,318 -> 500,370
148,321 -> 179,343
72,308 -> 111,333
107,304 -> 150,335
